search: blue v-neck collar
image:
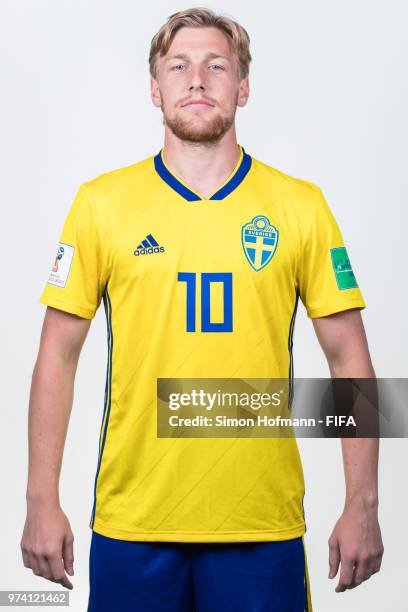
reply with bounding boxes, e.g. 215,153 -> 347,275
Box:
153,144 -> 252,202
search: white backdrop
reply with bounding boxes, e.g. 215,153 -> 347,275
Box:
1,0 -> 407,610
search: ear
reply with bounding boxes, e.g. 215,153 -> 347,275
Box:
150,76 -> 162,108
237,76 -> 250,108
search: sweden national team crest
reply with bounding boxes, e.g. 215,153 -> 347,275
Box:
241,215 -> 279,271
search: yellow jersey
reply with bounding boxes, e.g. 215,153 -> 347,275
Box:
38,144 -> 366,542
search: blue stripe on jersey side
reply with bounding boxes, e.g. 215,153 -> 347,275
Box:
302,536 -> 311,611
287,289 -> 299,411
146,233 -> 159,247
90,286 -> 113,529
301,492 -> 307,538
154,151 -> 201,202
210,148 -> 252,200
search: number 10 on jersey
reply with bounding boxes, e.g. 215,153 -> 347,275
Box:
178,272 -> 233,333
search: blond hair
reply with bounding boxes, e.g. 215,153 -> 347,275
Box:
149,7 -> 252,80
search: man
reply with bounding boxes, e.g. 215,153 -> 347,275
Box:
21,7 -> 383,611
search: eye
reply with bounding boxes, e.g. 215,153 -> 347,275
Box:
209,64 -> 224,71
172,64 -> 185,71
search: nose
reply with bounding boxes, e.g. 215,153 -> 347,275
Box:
188,65 -> 206,91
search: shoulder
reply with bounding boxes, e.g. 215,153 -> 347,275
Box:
69,155 -> 156,229
81,154 -> 156,196
250,154 -> 325,209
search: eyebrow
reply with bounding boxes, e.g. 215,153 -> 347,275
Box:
165,52 -> 231,63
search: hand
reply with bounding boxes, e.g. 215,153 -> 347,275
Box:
328,498 -> 384,592
20,500 -> 74,590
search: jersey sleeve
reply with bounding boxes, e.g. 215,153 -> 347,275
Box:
38,183 -> 107,319
297,186 -> 366,318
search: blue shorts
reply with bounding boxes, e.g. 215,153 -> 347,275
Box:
88,531 -> 312,611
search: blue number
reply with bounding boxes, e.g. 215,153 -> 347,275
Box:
201,273 -> 233,332
177,272 -> 196,332
178,272 -> 233,332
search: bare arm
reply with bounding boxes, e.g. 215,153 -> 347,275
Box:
312,309 -> 384,593
21,306 -> 91,590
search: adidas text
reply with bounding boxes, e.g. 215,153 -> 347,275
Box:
134,246 -> 165,256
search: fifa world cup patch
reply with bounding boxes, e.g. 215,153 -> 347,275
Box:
330,246 -> 359,289
47,242 -> 74,288
241,215 -> 279,271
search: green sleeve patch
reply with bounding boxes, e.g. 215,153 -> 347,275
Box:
330,246 -> 359,290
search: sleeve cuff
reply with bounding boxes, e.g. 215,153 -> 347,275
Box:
38,296 -> 96,320
307,297 -> 366,319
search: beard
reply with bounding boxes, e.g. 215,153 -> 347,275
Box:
163,101 -> 237,144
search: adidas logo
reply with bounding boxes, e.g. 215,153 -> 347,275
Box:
133,233 -> 165,256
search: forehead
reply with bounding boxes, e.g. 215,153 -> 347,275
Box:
163,26 -> 234,60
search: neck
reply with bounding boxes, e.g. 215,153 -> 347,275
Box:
161,128 -> 241,199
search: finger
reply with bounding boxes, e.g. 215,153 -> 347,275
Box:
335,558 -> 355,592
328,538 -> 340,579
348,560 -> 370,589
354,554 -> 381,585
21,550 -> 31,569
62,533 -> 74,576
26,552 -> 40,577
48,555 -> 73,590
37,555 -> 52,580
370,560 -> 382,575
371,549 -> 384,575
